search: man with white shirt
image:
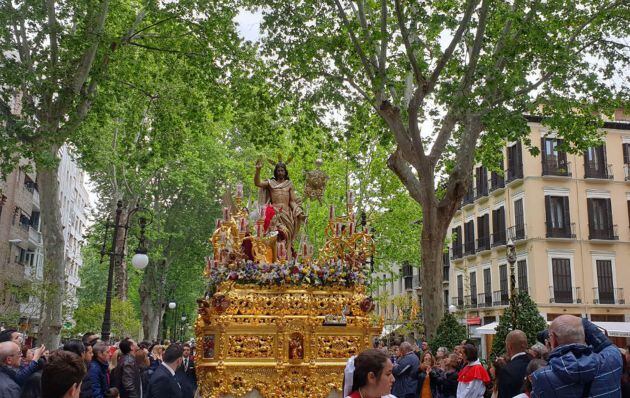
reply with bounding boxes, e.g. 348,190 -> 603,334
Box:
497,330 -> 531,398
146,344 -> 184,398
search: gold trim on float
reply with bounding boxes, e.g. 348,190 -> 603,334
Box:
195,284 -> 382,398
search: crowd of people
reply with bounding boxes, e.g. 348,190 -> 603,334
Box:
344,315 -> 630,398
2,314 -> 630,398
0,329 -> 197,398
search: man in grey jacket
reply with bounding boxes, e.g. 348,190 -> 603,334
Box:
0,342 -> 22,398
392,342 -> 420,398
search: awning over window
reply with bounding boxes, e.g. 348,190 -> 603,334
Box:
476,321 -> 498,335
473,320 -> 630,338
592,321 -> 630,338
380,324 -> 403,338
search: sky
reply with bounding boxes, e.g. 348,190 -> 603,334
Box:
234,9 -> 263,42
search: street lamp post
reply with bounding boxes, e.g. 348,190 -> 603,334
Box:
506,237 -> 517,329
168,301 -> 176,341
181,312 -> 187,341
100,200 -> 152,343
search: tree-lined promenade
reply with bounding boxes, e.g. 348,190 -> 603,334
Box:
1,0 -> 628,348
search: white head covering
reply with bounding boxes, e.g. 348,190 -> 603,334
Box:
343,355 -> 356,397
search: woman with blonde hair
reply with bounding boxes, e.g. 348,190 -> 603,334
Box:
418,351 -> 437,397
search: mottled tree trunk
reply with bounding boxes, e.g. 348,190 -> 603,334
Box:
38,145 -> 65,349
140,258 -> 168,341
419,206 -> 450,341
114,206 -> 128,300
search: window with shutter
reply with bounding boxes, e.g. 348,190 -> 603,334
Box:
552,258 -> 573,303
513,198 -> 525,239
507,143 -> 524,181
465,220 -> 475,254
492,206 -> 506,246
596,260 -> 614,304
499,264 -> 508,304
483,268 -> 492,306
588,198 -> 616,239
457,275 -> 464,306
452,226 -> 462,258
585,145 -> 608,178
470,272 -> 477,306
517,260 -> 528,293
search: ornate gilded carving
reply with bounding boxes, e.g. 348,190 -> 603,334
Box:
316,336 -> 361,359
227,335 -> 275,358
196,284 -> 382,398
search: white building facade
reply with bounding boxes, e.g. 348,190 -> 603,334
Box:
57,144 -> 91,317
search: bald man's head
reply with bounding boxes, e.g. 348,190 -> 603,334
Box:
0,341 -> 22,368
506,329 -> 528,357
549,315 -> 585,348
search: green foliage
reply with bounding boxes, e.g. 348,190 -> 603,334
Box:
429,312 -> 467,352
72,298 -> 141,340
491,291 -> 547,358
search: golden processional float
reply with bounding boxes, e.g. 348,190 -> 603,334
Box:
195,157 -> 382,398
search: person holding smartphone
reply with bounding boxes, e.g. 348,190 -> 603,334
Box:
530,315 -> 622,397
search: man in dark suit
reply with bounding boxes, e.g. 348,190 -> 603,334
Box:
175,343 -> 196,398
497,330 -> 531,398
146,344 -> 184,398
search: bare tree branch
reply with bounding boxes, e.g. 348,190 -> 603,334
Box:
127,15 -> 178,41
427,0 -> 480,93
387,147 -> 424,203
71,0 -> 111,95
331,0 -> 377,83
376,0 -> 388,102
394,0 -> 427,88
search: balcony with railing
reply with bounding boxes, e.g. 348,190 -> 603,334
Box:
507,224 -> 527,241
451,244 -> 463,260
545,222 -> 576,239
491,230 -> 507,247
492,290 -> 509,306
584,162 -> 613,179
588,224 -> 619,240
28,227 -> 42,247
489,172 -> 505,192
452,296 -> 464,310
542,159 -> 571,177
463,187 -> 476,206
549,286 -> 582,304
476,236 -> 491,252
506,166 -> 523,183
475,181 -> 488,199
464,240 -> 476,256
593,287 -> 625,304
477,292 -> 493,308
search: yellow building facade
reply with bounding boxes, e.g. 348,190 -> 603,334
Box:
447,114 -> 630,353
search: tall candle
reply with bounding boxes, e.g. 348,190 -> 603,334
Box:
349,222 -> 355,235
335,222 -> 341,237
223,207 -> 230,221
329,204 -> 335,220
215,219 -> 222,229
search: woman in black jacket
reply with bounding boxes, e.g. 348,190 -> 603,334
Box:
432,354 -> 459,398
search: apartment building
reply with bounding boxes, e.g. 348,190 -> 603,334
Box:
447,114 -> 630,355
58,145 -> 90,315
0,163 -> 45,331
0,145 -> 90,334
